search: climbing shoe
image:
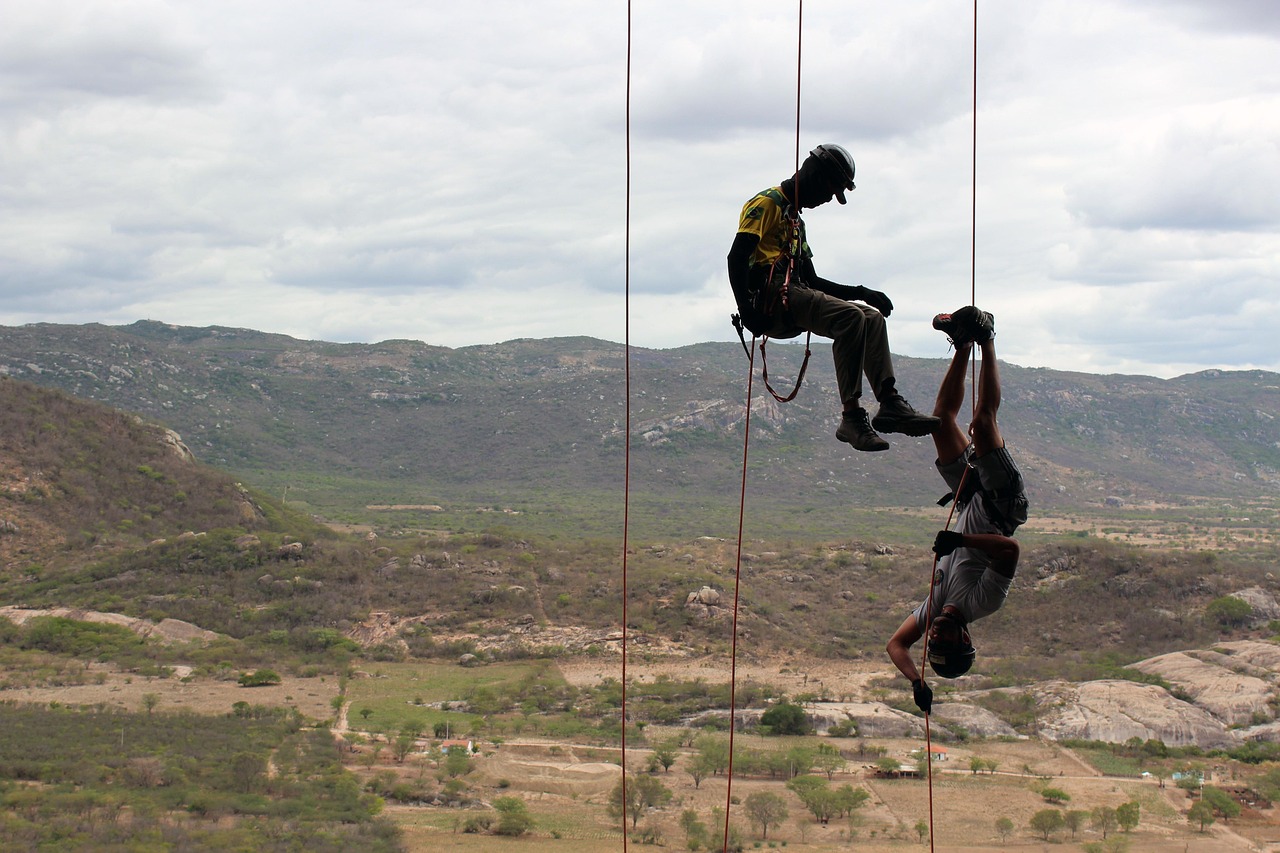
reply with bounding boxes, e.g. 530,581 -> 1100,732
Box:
871,394 -> 940,437
932,306 -> 995,346
836,407 -> 890,452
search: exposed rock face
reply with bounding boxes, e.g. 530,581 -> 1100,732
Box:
1131,647 -> 1273,727
1229,587 -> 1280,623
1034,680 -> 1237,748
807,702 -> 925,739
0,606 -> 220,645
684,586 -> 731,620
930,702 -> 1020,738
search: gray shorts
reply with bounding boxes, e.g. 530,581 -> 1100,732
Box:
936,444 -> 1028,536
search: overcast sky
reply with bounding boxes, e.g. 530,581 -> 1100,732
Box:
2,1 -> 1277,379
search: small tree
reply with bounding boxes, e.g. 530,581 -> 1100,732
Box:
970,756 -> 986,775
994,816 -> 1014,843
492,796 -> 534,836
1188,800 -> 1216,832
609,773 -> 673,830
1040,786 -> 1071,805
651,739 -> 679,773
744,791 -> 789,840
914,818 -> 929,843
759,702 -> 809,736
1064,809 -> 1089,839
1091,805 -> 1118,838
1116,799 -> 1140,832
1029,808 -> 1065,841
1201,786 -> 1241,819
679,808 -> 708,849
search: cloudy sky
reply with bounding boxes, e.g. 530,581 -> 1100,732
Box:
2,0 -> 1277,378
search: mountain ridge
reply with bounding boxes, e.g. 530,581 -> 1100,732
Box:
1,320 -> 1277,539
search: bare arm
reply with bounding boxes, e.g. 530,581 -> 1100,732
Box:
955,532 -> 1019,579
886,613 -> 925,684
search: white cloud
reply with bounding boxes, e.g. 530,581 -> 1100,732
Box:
0,0 -> 1276,378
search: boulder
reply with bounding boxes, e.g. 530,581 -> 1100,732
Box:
1034,680 -> 1235,748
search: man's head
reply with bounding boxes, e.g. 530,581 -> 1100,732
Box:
925,608 -> 975,679
794,143 -> 856,209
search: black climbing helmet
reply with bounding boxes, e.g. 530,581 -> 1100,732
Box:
927,641 -> 976,679
809,144 -> 856,204
926,612 -> 975,678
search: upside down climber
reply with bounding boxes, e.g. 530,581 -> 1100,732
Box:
885,307 -> 1030,714
727,144 -> 938,452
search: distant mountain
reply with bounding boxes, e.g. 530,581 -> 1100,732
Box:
1,321 -> 1277,538
0,360 -> 1276,690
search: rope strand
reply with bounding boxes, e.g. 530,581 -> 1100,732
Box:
621,3 -> 632,849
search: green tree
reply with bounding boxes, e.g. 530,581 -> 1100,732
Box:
687,752 -> 715,789
229,751 -> 267,794
831,784 -> 869,818
608,773 -> 673,830
970,755 -> 986,775
651,738 -> 679,773
1188,800 -> 1216,831
442,748 -> 471,779
994,816 -> 1014,842
1040,786 -> 1071,804
1064,809 -> 1090,838
812,748 -> 845,780
141,693 -> 160,716
1029,808 -> 1065,841
1116,799 -> 1140,832
1091,805 -> 1118,838
786,775 -> 837,824
914,818 -> 929,843
679,808 -> 708,849
1205,595 -> 1252,627
744,791 -> 789,840
492,795 -> 535,836
1201,786 -> 1241,819
238,669 -> 282,687
392,731 -> 416,764
759,702 -> 809,736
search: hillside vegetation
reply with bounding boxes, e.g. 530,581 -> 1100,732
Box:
1,322 -> 1277,539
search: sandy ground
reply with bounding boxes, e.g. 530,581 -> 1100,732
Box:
0,661 -> 339,719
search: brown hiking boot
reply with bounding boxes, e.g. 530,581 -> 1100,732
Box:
836,407 -> 890,452
932,306 -> 995,346
871,394 -> 940,437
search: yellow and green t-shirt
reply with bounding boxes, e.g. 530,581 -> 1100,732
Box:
736,187 -> 812,274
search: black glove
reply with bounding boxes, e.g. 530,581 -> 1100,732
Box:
912,678 -> 933,714
932,530 -> 965,557
855,286 -> 893,317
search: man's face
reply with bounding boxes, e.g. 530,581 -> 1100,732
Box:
928,615 -> 964,646
795,159 -> 844,209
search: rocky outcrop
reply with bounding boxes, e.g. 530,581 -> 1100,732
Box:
684,586 -> 731,620
930,702 -> 1021,738
0,606 -> 220,645
1033,680 -> 1237,748
1131,646 -> 1275,727
807,702 -> 925,739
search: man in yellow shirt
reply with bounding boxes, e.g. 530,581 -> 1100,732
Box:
728,144 -> 937,451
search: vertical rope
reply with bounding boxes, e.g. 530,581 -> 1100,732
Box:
723,4 -> 802,851
721,338 -> 756,851
969,0 -> 979,411
621,2 -> 632,848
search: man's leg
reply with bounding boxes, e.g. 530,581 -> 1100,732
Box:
864,308 -> 939,437
969,338 -> 1004,456
932,342 -> 971,464
781,286 -> 888,451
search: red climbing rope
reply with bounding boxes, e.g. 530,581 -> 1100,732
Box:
724,4 -> 802,849
621,2 -> 633,849
921,5 -> 981,851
